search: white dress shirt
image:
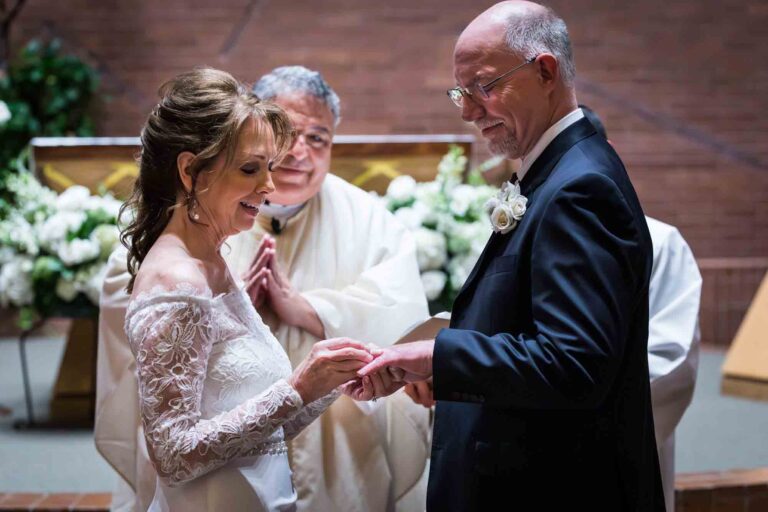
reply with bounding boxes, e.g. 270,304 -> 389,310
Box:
518,108 -> 585,182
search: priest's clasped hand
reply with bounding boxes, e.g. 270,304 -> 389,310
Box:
243,234 -> 325,338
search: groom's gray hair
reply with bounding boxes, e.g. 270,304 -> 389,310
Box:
503,6 -> 576,86
253,66 -> 341,127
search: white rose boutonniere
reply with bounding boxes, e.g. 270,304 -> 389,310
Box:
484,181 -> 528,234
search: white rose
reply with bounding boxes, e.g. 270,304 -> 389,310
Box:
484,196 -> 500,217
447,254 -> 478,291
0,256 -> 34,307
39,211 -> 87,249
490,204 -> 517,234
90,224 -> 120,259
85,194 -> 122,218
0,247 -> 14,265
394,207 -> 423,230
500,181 -> 521,202
55,277 -> 79,302
471,185 -> 499,218
437,152 -> 467,186
386,175 -> 417,203
0,100 -> 11,125
448,221 -> 491,254
56,185 -> 92,212
0,213 -> 39,255
448,184 -> 476,217
57,238 -> 100,266
414,227 -> 447,271
470,233 -> 489,260
73,263 -> 107,305
414,182 -> 442,210
85,264 -> 108,304
420,270 -> 447,301
117,204 -> 136,228
510,194 -> 528,220
426,210 -> 452,235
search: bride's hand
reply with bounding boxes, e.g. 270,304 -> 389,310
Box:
289,338 -> 382,404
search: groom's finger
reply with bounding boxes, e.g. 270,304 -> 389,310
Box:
414,380 -> 435,407
404,383 -> 425,406
362,376 -> 375,401
330,359 -> 370,372
357,355 -> 396,377
370,371 -> 387,398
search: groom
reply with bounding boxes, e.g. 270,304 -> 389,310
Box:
359,1 -> 665,510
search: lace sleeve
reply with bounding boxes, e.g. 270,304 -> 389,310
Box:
282,388 -> 341,440
126,296 -> 304,487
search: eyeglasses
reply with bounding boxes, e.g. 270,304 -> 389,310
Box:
447,56 -> 537,108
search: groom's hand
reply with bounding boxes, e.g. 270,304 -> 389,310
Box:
342,368 -> 407,401
404,378 -> 435,408
357,340 -> 435,383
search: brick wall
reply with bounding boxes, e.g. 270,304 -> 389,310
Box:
9,0 -> 767,259
699,259 -> 768,347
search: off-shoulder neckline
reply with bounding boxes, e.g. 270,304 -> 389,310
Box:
125,281 -> 244,324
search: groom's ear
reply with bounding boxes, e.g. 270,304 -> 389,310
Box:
535,53 -> 559,90
176,151 -> 196,193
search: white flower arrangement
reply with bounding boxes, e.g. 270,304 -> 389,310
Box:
381,145 -> 499,311
0,176 -> 123,326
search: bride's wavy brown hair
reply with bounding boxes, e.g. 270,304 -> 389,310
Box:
120,67 -> 293,293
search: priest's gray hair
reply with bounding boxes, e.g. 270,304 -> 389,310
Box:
503,6 -> 576,86
253,66 -> 341,127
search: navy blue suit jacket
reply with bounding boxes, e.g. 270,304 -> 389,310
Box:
428,119 -> 665,511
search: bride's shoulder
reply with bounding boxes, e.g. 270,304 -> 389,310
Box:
132,253 -> 211,301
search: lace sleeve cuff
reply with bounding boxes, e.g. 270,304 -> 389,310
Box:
282,387 -> 342,440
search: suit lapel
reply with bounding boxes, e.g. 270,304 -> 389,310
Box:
451,118 -> 597,315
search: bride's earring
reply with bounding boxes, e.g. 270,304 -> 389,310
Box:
188,195 -> 200,221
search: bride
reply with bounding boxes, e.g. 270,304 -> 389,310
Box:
121,68 -> 382,511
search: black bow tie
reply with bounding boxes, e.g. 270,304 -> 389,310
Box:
510,172 -> 519,185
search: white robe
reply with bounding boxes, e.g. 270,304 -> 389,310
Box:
646,216 -> 702,512
225,174 -> 431,512
95,174 -> 431,512
95,244 -> 157,512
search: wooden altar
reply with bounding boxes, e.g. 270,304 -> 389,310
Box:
31,134 -> 475,198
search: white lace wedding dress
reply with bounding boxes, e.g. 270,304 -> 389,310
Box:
125,283 -> 339,512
